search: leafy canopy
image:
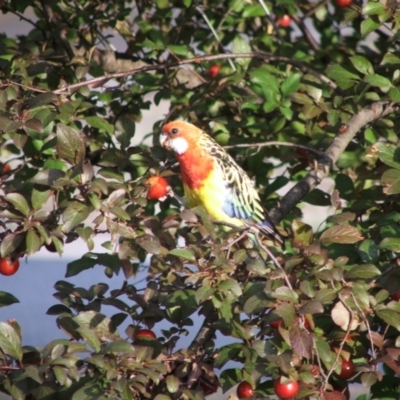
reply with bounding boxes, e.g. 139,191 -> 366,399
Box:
1,0 -> 400,399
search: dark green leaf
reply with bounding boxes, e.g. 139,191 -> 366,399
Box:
349,55 -> 374,75
346,264 -> 381,279
0,292 -> 19,308
379,237 -> 400,252
168,248 -> 195,261
360,17 -> 382,36
364,74 -> 391,92
0,322 -> 22,361
62,202 -> 93,233
5,193 -> 30,217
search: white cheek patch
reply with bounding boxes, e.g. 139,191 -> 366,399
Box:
170,137 -> 189,155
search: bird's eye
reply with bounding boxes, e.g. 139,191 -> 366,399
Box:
171,128 -> 179,135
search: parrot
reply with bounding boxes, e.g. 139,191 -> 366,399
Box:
159,120 -> 283,245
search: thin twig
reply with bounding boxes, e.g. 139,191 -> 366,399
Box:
323,296 -> 354,390
0,81 -> 47,93
257,0 -> 271,16
256,234 -> 293,290
196,7 -> 236,72
223,140 -> 326,159
350,292 -> 376,359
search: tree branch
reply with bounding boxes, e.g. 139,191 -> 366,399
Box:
269,101 -> 400,224
51,52 -> 339,94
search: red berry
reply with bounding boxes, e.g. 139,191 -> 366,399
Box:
331,382 -> 350,400
146,176 -> 169,200
273,377 -> 299,399
2,164 -> 11,173
236,381 -> 253,398
135,329 -> 156,341
335,0 -> 352,7
392,291 -> 400,301
208,65 -> 220,78
334,357 -> 355,380
277,15 -> 291,28
270,319 -> 282,329
0,257 -> 20,276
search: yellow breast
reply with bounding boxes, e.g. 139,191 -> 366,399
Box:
183,168 -> 243,227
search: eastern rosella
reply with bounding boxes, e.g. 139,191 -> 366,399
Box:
160,120 -> 282,244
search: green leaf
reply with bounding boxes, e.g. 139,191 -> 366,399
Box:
326,64 -> 359,89
358,239 -> 379,263
360,17 -> 382,36
136,235 -> 161,255
0,233 -> 24,257
5,193 -> 30,217
375,142 -> 400,169
31,188 -> 51,212
85,116 -> 114,135
26,229 -> 41,255
315,289 -> 338,304
288,92 -> 313,105
166,375 -> 179,394
46,304 -> 73,315
195,285 -> 215,304
345,264 -> 381,280
0,292 -> 19,308
272,287 -> 299,303
168,248 -> 196,261
31,169 -> 65,186
303,189 -> 331,206
349,55 -> 374,75
320,225 -> 364,245
74,311 -> 119,340
102,339 -> 132,354
281,73 -> 302,96
25,92 -> 58,109
382,169 -> 400,195
376,309 -> 400,330
56,124 -> 86,165
166,289 -> 197,323
0,322 -> 22,361
232,35 -> 251,68
0,116 -> 22,132
62,202 -> 93,233
389,87 -> 400,102
381,53 -> 400,65
66,256 -> 97,277
379,237 -> 400,252
115,115 -> 136,148
155,0 -> 169,9
362,1 -> 386,15
364,74 -> 391,92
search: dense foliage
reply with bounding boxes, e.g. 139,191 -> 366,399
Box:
1,0 -> 400,399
